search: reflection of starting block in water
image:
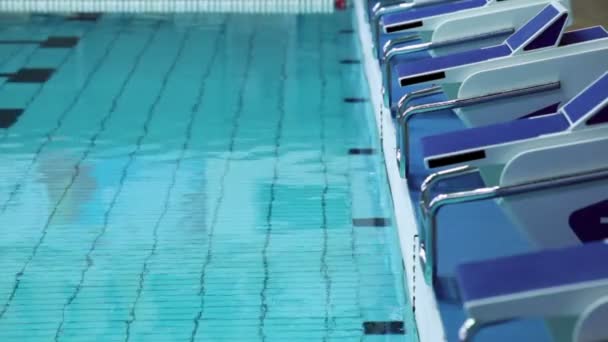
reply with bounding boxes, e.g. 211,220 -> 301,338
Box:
457,241 -> 608,342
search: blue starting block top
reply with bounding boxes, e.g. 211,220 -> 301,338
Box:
457,241 -> 608,302
395,4 -> 568,87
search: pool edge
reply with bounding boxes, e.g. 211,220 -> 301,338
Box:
352,1 -> 447,341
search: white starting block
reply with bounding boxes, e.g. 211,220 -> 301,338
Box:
391,3 -> 608,176
457,241 -> 608,341
417,72 -> 608,289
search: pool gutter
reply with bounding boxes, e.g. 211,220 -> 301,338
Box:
353,1 -> 447,341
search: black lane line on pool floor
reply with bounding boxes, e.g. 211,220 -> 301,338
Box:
0,68 -> 54,128
0,34 -> 80,128
67,13 -> 103,22
0,109 -> 24,129
353,217 -> 391,227
344,97 -> 368,103
0,36 -> 79,48
318,23 -> 334,340
348,148 -> 375,155
0,18 -> 130,321
0,68 -> 55,83
190,27 -> 257,342
258,31 -> 289,342
340,59 -> 361,64
52,22 -> 165,341
363,321 -> 406,335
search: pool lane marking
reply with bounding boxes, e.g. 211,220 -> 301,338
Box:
340,59 -> 361,64
124,29 -> 196,342
0,38 -> 79,83
0,68 -> 54,83
0,21 -> 81,133
0,16 -> 91,135
0,18 -> 118,215
258,31 -> 289,342
353,217 -> 391,227
344,97 -> 368,103
0,15 -> 63,74
189,27 -> 258,342
67,13 -> 102,22
53,21 -> 174,341
0,36 -> 79,48
124,16 -> 229,342
0,109 -> 24,129
363,321 -> 406,335
348,148 -> 375,155
0,18 -> 134,321
318,21 -> 334,341
344,76 -> 366,339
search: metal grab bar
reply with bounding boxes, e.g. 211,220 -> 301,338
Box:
385,40 -> 429,62
394,85 -> 443,176
372,0 -> 463,56
382,34 -> 421,59
418,165 -> 608,287
420,165 -> 478,208
458,318 -> 512,342
397,81 -> 561,176
382,27 -> 515,109
396,84 -> 442,118
459,318 -> 480,342
384,27 -> 514,61
373,0 -> 454,21
383,41 -> 430,108
371,0 -> 407,16
372,0 -> 412,17
372,2 -> 415,52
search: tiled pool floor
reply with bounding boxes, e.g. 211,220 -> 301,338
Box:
0,11 -> 412,342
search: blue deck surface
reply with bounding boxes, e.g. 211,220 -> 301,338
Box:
0,12 -> 412,341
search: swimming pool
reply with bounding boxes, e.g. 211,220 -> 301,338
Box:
0,10 -> 414,341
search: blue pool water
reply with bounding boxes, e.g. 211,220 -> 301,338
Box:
0,11 -> 414,341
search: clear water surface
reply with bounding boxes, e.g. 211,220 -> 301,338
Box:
0,10 -> 413,342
